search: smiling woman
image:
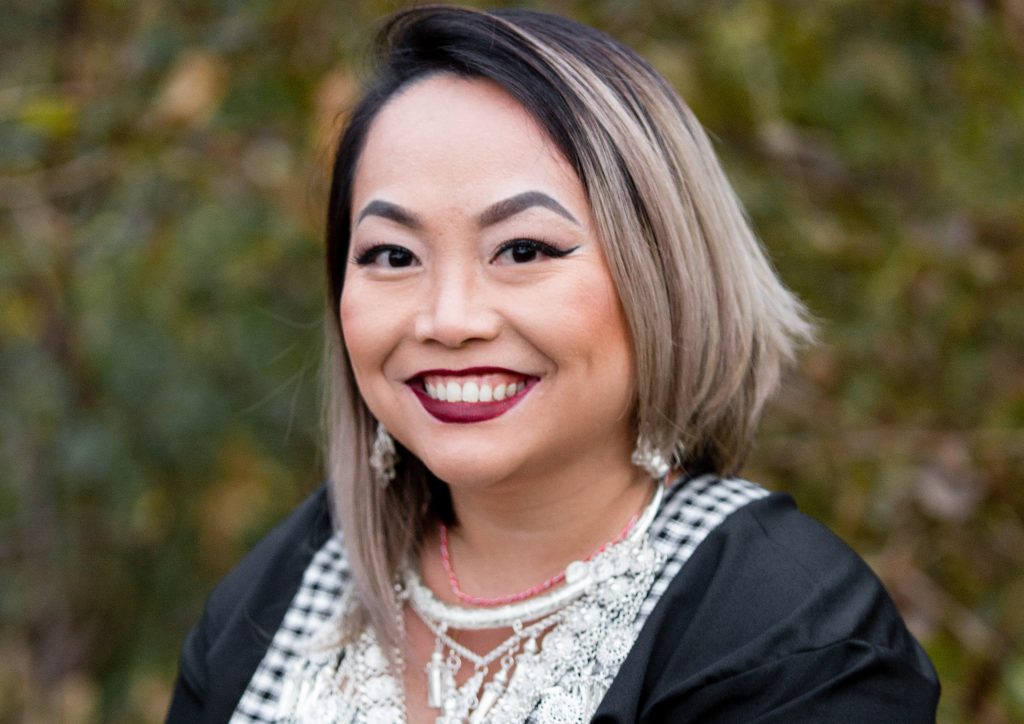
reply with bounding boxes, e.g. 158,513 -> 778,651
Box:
167,6 -> 939,723
342,76 -> 636,499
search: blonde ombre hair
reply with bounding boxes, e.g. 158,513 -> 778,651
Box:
323,6 -> 813,649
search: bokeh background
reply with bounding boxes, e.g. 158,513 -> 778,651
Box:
2,0 -> 1022,721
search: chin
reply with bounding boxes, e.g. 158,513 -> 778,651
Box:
416,454 -> 516,490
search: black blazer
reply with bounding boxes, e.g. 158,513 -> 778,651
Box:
167,486 -> 939,722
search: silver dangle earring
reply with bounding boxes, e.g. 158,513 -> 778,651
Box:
631,434 -> 671,480
369,423 -> 398,487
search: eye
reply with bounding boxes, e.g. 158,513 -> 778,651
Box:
353,244 -> 418,268
493,239 -> 578,264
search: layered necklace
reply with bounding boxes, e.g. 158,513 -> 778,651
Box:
277,483 -> 664,724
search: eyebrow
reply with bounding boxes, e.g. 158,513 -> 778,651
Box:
355,200 -> 423,229
477,191 -> 579,227
354,190 -> 579,230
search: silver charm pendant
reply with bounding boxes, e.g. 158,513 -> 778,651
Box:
469,665 -> 508,724
426,649 -> 445,709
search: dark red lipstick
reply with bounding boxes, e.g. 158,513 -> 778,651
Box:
407,368 -> 537,424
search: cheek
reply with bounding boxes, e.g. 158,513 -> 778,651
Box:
339,290 -> 363,362
531,268 -> 635,380
339,284 -> 390,385
586,284 -> 636,384
576,275 -> 636,420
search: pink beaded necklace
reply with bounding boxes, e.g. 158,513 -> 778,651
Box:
439,512 -> 640,607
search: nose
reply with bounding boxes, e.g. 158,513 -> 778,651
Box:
414,266 -> 500,348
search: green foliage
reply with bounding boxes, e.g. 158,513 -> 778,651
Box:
1,1 -> 1021,721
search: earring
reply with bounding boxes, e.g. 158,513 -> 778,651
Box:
631,434 -> 671,480
369,423 -> 398,487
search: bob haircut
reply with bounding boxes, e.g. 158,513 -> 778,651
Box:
323,5 -> 813,648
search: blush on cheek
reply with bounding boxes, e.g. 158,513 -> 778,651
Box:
575,277 -> 632,337
339,298 -> 371,379
339,291 -> 371,351
339,288 -> 358,327
338,286 -> 407,425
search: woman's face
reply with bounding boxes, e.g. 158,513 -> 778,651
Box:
341,75 -> 636,489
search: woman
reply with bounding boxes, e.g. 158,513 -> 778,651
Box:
168,6 -> 939,723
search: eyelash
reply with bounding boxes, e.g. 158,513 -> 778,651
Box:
351,239 -> 579,267
492,238 -> 578,264
352,244 -> 416,268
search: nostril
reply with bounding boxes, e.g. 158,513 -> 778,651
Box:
413,308 -> 502,348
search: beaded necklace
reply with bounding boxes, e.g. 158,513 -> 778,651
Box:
438,511 -> 639,606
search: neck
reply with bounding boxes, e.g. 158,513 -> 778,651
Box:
421,450 -> 656,603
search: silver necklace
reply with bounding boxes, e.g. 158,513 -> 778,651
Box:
405,483 -> 664,722
405,482 -> 663,630
277,484 -> 665,723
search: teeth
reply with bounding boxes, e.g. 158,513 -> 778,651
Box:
422,376 -> 528,403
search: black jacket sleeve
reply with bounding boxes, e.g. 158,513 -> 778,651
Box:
166,485 -> 332,724
593,493 -> 939,723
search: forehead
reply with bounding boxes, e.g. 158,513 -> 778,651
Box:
352,74 -> 585,214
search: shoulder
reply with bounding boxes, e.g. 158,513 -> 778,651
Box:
167,485 -> 335,723
597,482 -> 940,723
677,492 -> 928,658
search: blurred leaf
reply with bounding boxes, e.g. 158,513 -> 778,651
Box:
148,50 -> 229,129
19,96 -> 78,139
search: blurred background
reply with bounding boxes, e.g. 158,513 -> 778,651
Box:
1,0 -> 1021,721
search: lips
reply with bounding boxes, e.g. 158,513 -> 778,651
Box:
408,367 -> 536,423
